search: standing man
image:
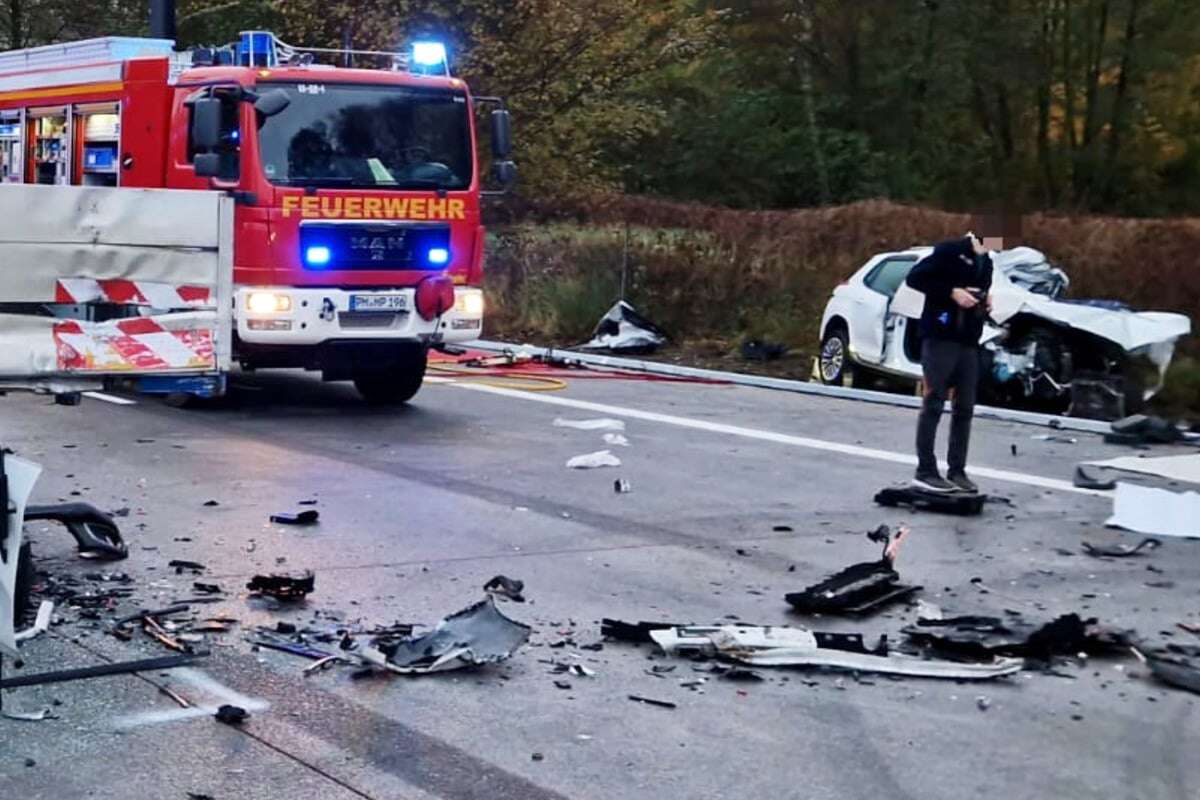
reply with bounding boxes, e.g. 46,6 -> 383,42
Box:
906,224 -> 1005,493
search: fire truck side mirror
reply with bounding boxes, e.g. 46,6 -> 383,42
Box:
194,153 -> 221,179
253,90 -> 291,118
490,110 -> 512,159
191,98 -> 222,151
492,160 -> 517,188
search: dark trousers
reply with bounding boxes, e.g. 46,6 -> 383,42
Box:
916,338 -> 979,477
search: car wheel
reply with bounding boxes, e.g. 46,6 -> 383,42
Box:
819,326 -> 851,385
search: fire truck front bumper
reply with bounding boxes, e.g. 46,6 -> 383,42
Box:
235,286 -> 484,346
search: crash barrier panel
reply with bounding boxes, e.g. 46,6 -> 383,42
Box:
0,184 -> 233,395
0,185 -> 233,659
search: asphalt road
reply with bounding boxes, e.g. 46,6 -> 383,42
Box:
1,367 -> 1198,800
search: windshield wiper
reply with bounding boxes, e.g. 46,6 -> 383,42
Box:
277,176 -> 357,188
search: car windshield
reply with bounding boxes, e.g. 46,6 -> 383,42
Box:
257,82 -> 472,190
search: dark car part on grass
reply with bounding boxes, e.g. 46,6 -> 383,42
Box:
1074,464 -> 1117,491
874,486 -> 986,515
1082,537 -> 1161,558
246,571 -> 315,601
1104,414 -> 1184,446
903,612 -> 1130,661
270,510 -> 319,526
785,525 -> 920,616
360,596 -> 531,674
0,652 -> 206,689
23,503 -> 127,560
214,704 -> 248,725
483,574 -> 525,602
740,339 -> 788,362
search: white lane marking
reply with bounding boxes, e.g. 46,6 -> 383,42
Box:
83,391 -> 137,405
111,668 -> 268,730
442,382 -> 1107,498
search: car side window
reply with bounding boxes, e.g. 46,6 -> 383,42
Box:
864,257 -> 917,298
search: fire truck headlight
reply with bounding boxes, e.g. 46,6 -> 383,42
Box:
246,291 -> 292,314
304,245 -> 332,267
454,289 -> 484,316
412,42 -> 447,67
427,247 -> 450,266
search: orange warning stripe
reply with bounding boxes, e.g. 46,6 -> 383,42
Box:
0,81 -> 123,104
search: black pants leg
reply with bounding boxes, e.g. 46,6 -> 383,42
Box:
947,345 -> 979,476
915,339 -> 956,476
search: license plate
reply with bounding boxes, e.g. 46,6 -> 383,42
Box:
350,294 -> 407,311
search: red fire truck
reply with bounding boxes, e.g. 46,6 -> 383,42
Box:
0,32 -> 513,403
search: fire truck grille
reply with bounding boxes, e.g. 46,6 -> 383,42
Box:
299,222 -> 452,271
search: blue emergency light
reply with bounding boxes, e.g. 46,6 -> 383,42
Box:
427,247 -> 450,265
304,245 -> 332,266
411,41 -> 447,67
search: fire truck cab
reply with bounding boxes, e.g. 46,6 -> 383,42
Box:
0,32 -> 513,403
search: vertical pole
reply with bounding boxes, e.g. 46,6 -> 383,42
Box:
342,25 -> 352,68
149,0 -> 176,40
620,221 -> 630,301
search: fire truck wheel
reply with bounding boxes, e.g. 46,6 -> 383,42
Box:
353,351 -> 427,405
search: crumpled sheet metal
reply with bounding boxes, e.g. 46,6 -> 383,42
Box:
361,597 -> 531,674
648,625 -> 1023,681
903,612 -> 1130,661
580,301 -> 667,354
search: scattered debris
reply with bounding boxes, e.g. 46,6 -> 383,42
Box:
246,571 -> 315,601
566,450 -> 622,469
1106,483 -> 1200,538
600,619 -> 680,644
531,752 -> 545,761
773,525 -> 794,533
214,704 -> 248,725
1074,465 -> 1117,491
1,706 -> 57,722
1081,537 -> 1161,558
1104,414 -> 1183,446
253,636 -> 334,661
875,486 -> 985,516
603,433 -> 630,447
719,667 -> 764,683
23,503 -> 128,560
1147,655 -> 1200,695
270,510 -> 320,526
785,525 -> 920,616
628,694 -> 676,709
193,582 -> 223,594
360,597 -> 531,674
1085,453 -> 1200,484
613,479 -> 632,494
903,611 -> 1129,661
483,575 -> 526,603
975,695 -> 992,711
169,560 -> 206,573
579,301 -> 667,354
553,418 -> 626,432
1031,434 -> 1077,444
203,500 -> 220,507
646,625 -> 1022,680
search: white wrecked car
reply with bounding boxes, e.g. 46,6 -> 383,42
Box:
818,246 -> 1191,416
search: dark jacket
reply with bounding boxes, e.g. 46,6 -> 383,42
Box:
906,237 -> 994,344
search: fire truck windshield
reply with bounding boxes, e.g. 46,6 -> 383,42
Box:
256,83 -> 472,190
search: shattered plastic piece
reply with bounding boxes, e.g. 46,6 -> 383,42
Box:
600,619 -> 678,644
1085,453 -> 1200,485
553,418 -> 626,432
648,625 -> 1022,680
603,433 -> 630,447
23,503 -> 128,561
253,637 -> 333,661
246,571 -> 315,600
360,597 -> 530,674
270,510 -> 319,526
13,601 -> 53,643
193,582 -> 223,594
904,612 -> 1128,661
628,694 -> 676,709
1081,537 -> 1161,558
785,526 -> 920,615
566,450 -> 621,469
614,479 -> 631,494
214,704 -> 248,725
170,560 -> 206,573
1106,483 -> 1200,538
203,500 -> 220,507
874,486 -> 985,516
580,301 -> 667,354
1074,465 -> 1117,491
1,706 -> 57,722
1147,657 -> 1200,695
483,575 -> 525,603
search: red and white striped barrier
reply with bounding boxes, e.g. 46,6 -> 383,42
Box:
54,317 -> 215,372
54,278 -> 212,308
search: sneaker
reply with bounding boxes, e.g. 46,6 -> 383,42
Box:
947,472 -> 979,494
912,473 -> 959,493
